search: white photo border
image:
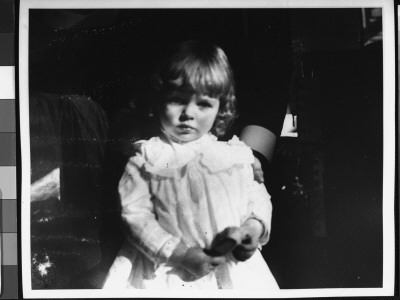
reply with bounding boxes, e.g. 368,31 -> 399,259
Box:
19,0 -> 396,298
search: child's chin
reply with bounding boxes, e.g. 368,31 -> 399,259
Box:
174,133 -> 200,143
177,135 -> 198,142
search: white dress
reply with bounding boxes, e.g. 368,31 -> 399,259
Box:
102,132 -> 279,290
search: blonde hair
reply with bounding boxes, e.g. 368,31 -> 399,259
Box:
153,41 -> 237,137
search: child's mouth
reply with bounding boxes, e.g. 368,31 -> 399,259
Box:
177,124 -> 195,132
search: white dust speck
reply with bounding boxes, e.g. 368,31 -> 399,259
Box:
37,255 -> 53,276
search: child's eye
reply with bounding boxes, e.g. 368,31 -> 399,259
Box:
197,101 -> 212,108
166,97 -> 184,105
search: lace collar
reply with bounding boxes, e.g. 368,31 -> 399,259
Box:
131,133 -> 253,178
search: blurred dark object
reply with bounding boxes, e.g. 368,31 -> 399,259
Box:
361,8 -> 382,46
263,40 -> 383,289
30,92 -> 109,210
31,199 -> 103,289
30,93 -> 109,288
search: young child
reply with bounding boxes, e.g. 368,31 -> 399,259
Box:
102,41 -> 279,290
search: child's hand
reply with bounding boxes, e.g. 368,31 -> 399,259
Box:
170,243 -> 226,279
252,156 -> 264,183
182,247 -> 227,278
232,218 -> 264,261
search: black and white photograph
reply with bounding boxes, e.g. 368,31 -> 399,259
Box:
19,0 -> 396,298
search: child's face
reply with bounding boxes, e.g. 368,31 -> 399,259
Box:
159,91 -> 220,143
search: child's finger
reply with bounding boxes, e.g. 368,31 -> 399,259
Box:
209,255 -> 227,266
226,227 -> 242,242
252,157 -> 264,183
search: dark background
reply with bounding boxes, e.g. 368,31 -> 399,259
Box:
28,8 -> 383,289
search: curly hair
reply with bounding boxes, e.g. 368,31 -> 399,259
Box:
152,41 -> 237,137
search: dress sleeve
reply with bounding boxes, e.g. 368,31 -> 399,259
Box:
118,154 -> 181,264
243,162 -> 273,246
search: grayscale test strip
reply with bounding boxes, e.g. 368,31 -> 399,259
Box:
0,0 -> 18,299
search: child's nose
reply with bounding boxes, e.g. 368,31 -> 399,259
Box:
180,102 -> 196,120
